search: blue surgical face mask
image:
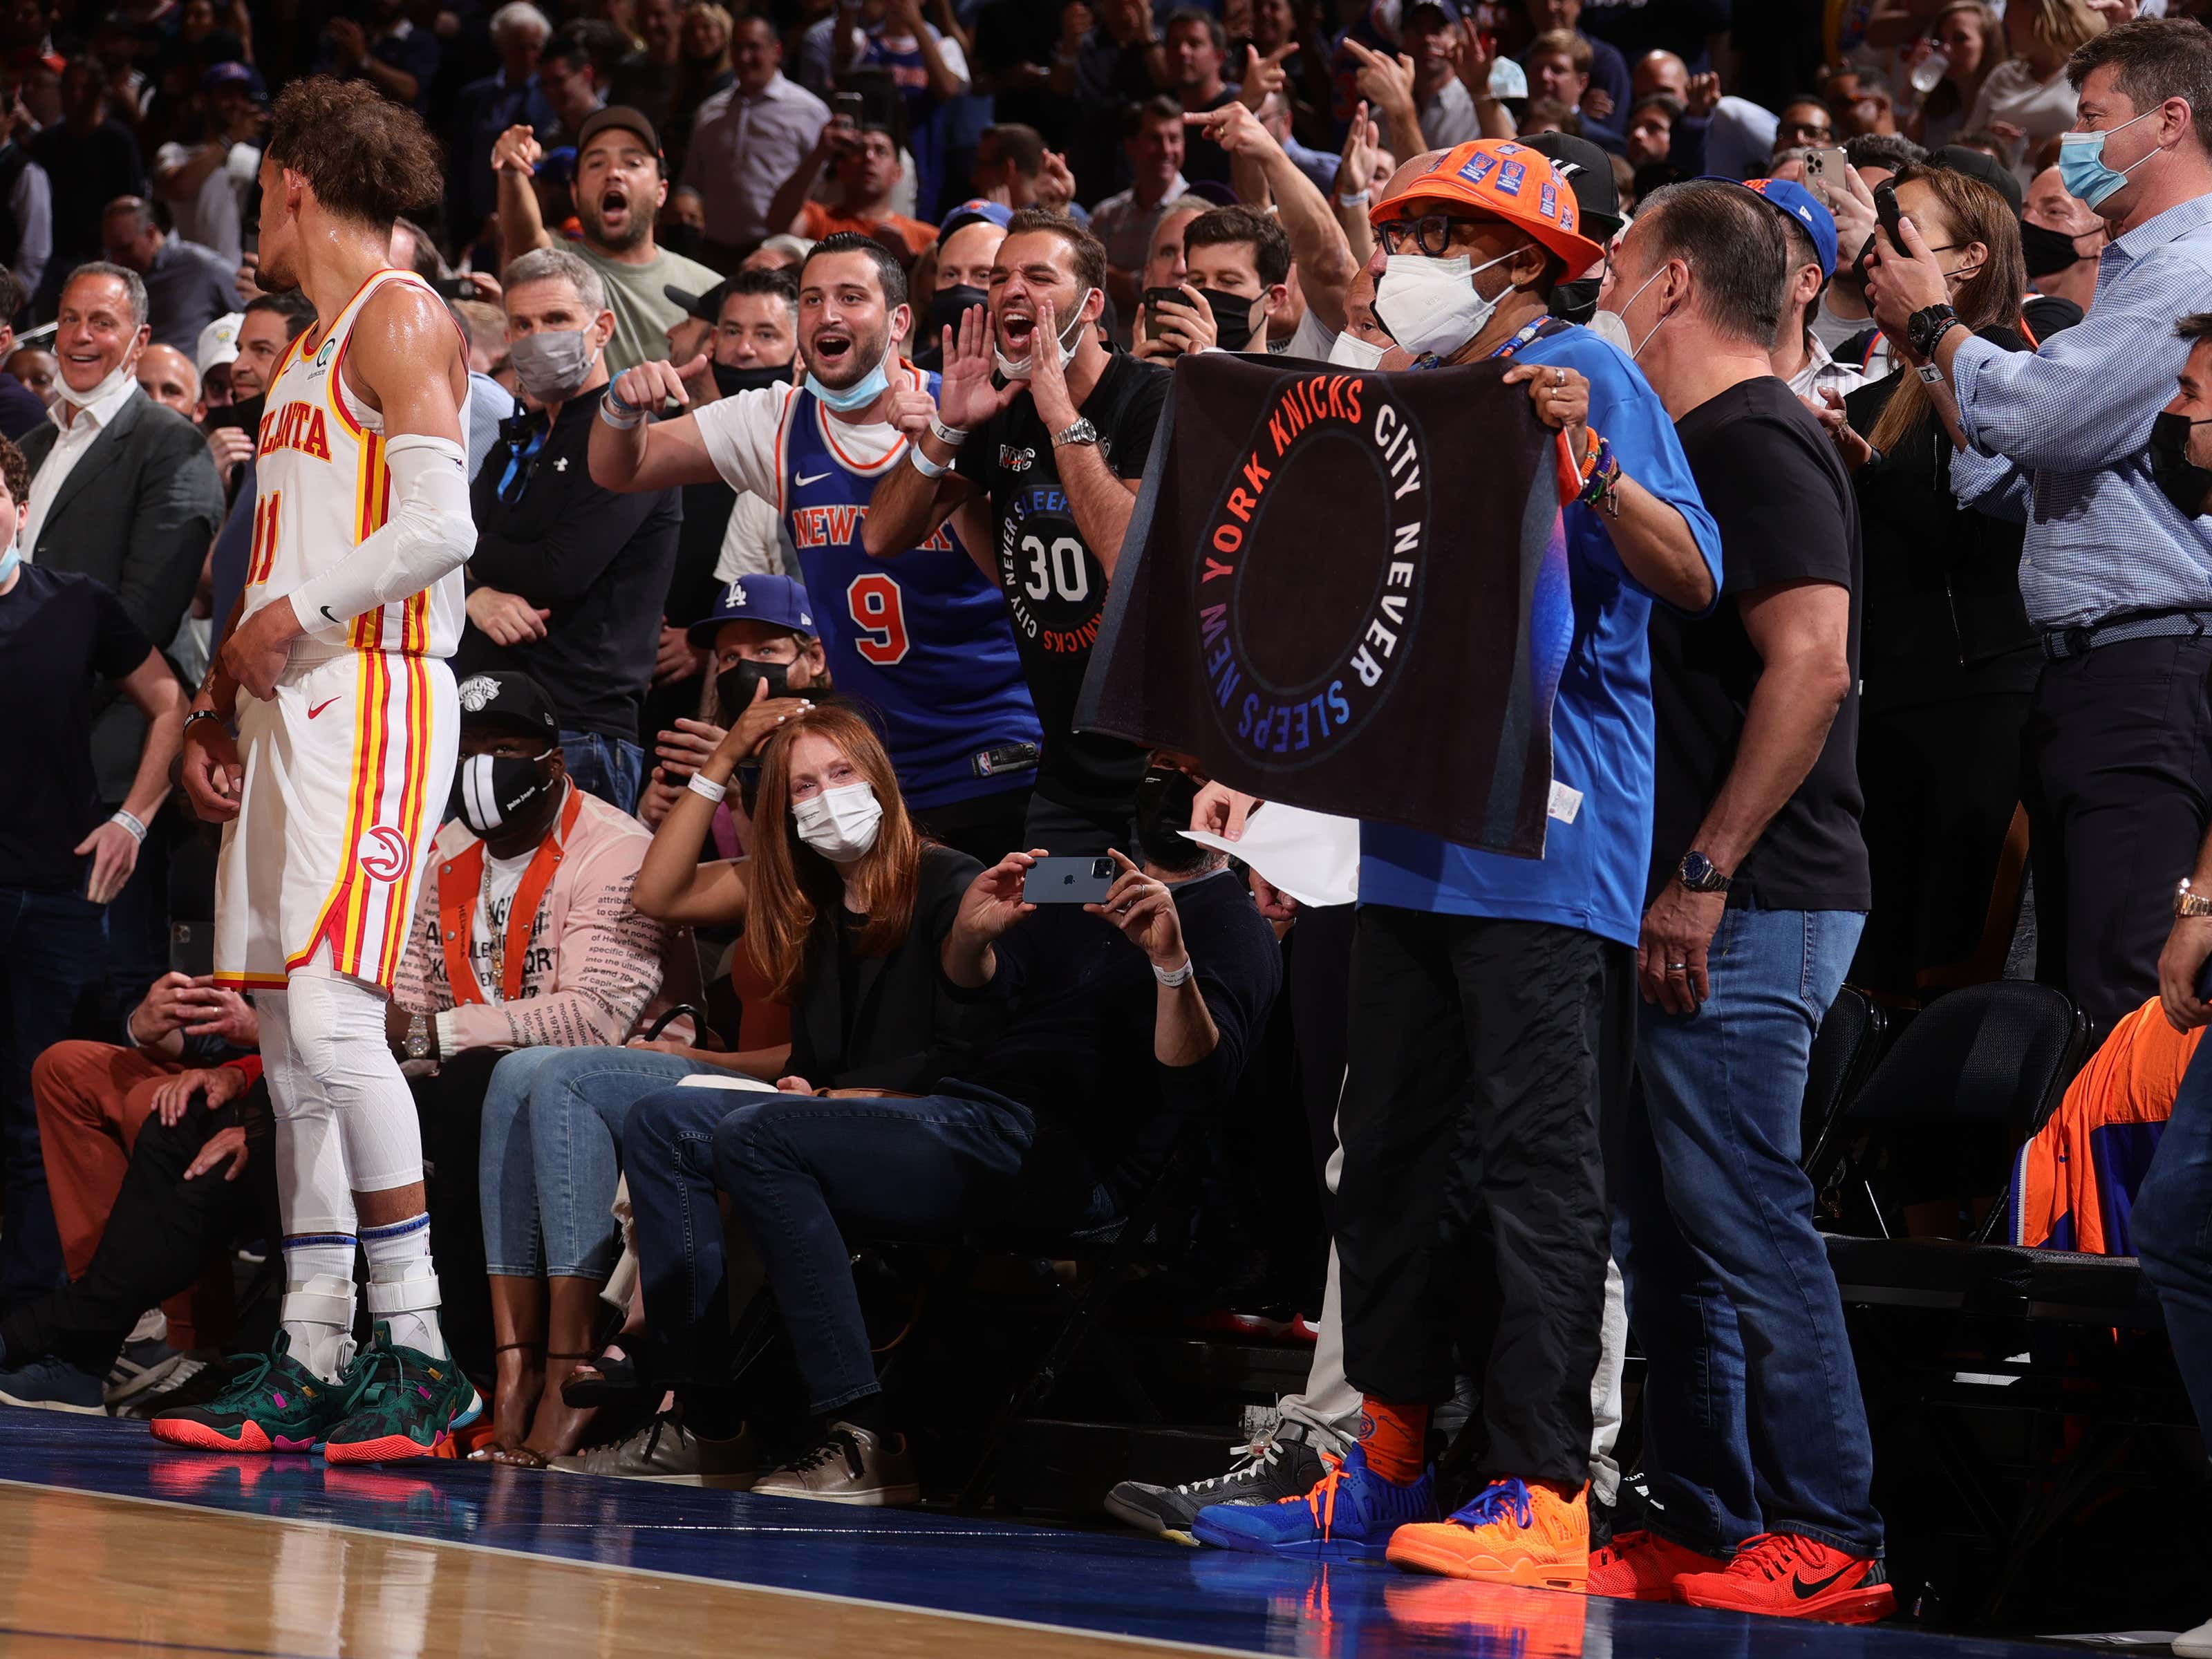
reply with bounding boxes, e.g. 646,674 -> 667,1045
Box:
2059,108 -> 2159,209
0,539 -> 17,589
805,357 -> 891,413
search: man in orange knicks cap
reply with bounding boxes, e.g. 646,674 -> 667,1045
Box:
1193,139 -> 1723,1591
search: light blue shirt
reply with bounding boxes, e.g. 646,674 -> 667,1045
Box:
1950,191 -> 2212,629
464,371 -> 515,485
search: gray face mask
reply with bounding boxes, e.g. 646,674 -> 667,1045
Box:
509,328 -> 601,402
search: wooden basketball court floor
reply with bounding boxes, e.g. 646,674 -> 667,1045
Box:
0,1413 -> 2102,1658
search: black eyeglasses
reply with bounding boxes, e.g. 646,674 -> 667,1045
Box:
1779,119 -> 1832,140
1376,214 -> 1488,258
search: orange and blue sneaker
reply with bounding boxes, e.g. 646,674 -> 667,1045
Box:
1385,1476 -> 1590,1592
148,1332 -> 348,1454
1671,1533 -> 1895,1624
1588,1528 -> 1727,1600
319,1324 -> 482,1465
1191,1443 -> 1439,1562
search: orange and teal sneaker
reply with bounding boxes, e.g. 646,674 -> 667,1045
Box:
1588,1528 -> 1727,1600
319,1324 -> 481,1465
147,1332 -> 348,1454
1385,1476 -> 1590,1592
1192,1444 -> 1439,1561
1671,1533 -> 1895,1624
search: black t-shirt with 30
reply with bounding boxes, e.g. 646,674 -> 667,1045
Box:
0,565 -> 154,894
955,347 -> 1168,822
1647,375 -> 1872,915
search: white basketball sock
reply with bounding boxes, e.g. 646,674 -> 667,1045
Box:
359,1212 -> 445,1358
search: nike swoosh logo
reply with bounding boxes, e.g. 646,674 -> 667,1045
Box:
794,469 -> 834,486
320,606 -> 339,624
1792,1566 -> 1856,1600
307,698 -> 339,719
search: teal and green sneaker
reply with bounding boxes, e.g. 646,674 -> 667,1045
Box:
320,1324 -> 482,1464
147,1332 -> 349,1454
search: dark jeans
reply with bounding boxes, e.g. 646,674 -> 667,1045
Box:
0,887 -> 109,1311
630,1080 -> 1113,1416
560,729 -> 645,816
412,1047 -> 503,1386
0,1089 -> 277,1376
1615,906 -> 1883,1557
2023,636 -> 2212,1034
2133,1032 -> 2212,1443
1334,906 -> 1630,1484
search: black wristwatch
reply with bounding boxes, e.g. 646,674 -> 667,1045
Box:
1676,850 -> 1732,893
1905,302 -> 1960,361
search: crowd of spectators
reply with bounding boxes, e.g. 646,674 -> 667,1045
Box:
14,0 -> 2212,1644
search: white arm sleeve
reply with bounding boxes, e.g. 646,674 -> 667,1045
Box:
288,433 -> 476,644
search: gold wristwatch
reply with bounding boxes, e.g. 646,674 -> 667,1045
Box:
2177,879 -> 2212,918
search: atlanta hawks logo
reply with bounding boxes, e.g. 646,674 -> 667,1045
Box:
356,826 -> 413,883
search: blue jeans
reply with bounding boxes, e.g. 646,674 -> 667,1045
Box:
2134,1036 -> 2212,1441
686,1085 -> 1114,1415
624,1080 -> 768,1390
478,1045 -> 714,1280
1614,905 -> 1883,1557
559,729 -> 644,816
0,888 -> 107,1311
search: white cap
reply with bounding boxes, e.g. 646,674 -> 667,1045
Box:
196,312 -> 243,379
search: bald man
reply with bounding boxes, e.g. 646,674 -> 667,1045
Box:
2023,164 -> 2108,315
135,343 -> 201,420
1632,48 -> 1776,178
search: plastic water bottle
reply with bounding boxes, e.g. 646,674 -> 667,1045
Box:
1909,46 -> 1950,96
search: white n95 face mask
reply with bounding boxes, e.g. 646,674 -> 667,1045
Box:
1374,250 -> 1517,362
792,779 -> 883,862
1327,330 -> 1389,368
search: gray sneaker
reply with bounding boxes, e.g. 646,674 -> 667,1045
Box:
549,1410 -> 758,1489
751,1422 -> 919,1506
1105,1432 -> 1329,1545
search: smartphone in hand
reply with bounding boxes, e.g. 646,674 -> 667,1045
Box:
1022,855 -> 1118,905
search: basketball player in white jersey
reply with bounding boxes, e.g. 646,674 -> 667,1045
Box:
155,78 -> 481,1462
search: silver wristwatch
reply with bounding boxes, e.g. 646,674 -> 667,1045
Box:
403,1013 -> 432,1061
2177,878 -> 2212,918
1051,416 -> 1099,450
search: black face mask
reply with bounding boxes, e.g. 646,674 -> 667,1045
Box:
926,283 -> 989,345
2150,410 -> 2212,519
1550,275 -> 1602,325
717,657 -> 792,722
1199,288 -> 1259,353
660,221 -> 706,262
455,750 -> 556,836
1135,765 -> 1208,873
712,359 -> 794,398
2020,218 -> 2091,279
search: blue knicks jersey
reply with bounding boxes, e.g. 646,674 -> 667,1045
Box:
779,371 -> 1041,810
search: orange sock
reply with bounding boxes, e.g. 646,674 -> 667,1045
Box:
1356,1398 -> 1429,1484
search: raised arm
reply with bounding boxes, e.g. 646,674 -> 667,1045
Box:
491,124 -> 554,266
1024,297 -> 1141,576
590,357 -> 727,493
767,122 -> 843,241
863,305 -> 997,556
1185,102 -> 1358,335
630,721 -> 753,927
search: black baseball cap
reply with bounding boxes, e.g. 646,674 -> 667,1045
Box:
1928,143 -> 2024,217
577,105 -> 663,162
454,671 -> 561,740
665,278 -> 732,321
1519,131 -> 1623,240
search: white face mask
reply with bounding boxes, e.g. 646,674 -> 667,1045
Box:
1373,250 -> 1518,362
995,288 -> 1095,381
59,354 -> 140,412
1597,263 -> 1671,361
792,778 -> 883,863
1326,328 -> 1389,368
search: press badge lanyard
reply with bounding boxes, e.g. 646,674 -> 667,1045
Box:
1409,317 -> 1567,371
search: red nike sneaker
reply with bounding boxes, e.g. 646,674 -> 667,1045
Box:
1671,1533 -> 1895,1624
1588,1529 -> 1725,1601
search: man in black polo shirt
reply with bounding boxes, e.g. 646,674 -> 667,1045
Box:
456,243 -> 681,814
866,209 -> 1165,854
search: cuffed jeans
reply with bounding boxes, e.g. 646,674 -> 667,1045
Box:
1615,904 -> 1883,1557
2133,1033 -> 2212,1441
697,1083 -> 1113,1416
478,1045 -> 716,1281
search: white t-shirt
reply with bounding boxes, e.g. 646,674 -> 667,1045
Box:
468,846 -> 537,1006
153,140 -> 259,266
693,369 -> 922,505
1273,310 -> 1338,361
1965,59 -> 2079,183
715,490 -> 788,582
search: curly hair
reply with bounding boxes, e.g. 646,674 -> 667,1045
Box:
0,435 -> 27,514
264,77 -> 444,227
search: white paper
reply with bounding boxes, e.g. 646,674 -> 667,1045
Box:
1180,805 -> 1360,909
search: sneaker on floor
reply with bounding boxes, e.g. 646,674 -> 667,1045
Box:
0,1356 -> 108,1414
1588,1528 -> 1726,1600
2176,1613 -> 2212,1657
1387,1476 -> 1589,1592
1671,1533 -> 1895,1624
149,1332 -> 350,1452
550,1409 -> 758,1488
113,1358 -> 214,1421
750,1422 -> 919,1506
106,1334 -> 188,1407
320,1324 -> 482,1465
1192,1443 -> 1438,1562
1105,1432 -> 1329,1545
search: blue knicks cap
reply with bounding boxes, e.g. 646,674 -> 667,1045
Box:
687,574 -> 818,647
939,197 -> 1013,241
1736,176 -> 1839,277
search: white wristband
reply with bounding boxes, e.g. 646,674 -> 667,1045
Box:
1153,956 -> 1194,988
1336,189 -> 1371,208
910,444 -> 951,479
599,389 -> 646,430
929,415 -> 968,447
109,809 -> 149,845
685,771 -> 728,804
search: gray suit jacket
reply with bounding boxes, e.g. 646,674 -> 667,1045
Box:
21,391 -> 225,799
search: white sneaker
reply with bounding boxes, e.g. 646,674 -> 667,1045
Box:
751,1423 -> 919,1506
2175,1615 -> 2212,1657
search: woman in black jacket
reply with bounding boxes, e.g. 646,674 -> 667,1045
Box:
1818,162 -> 2040,997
